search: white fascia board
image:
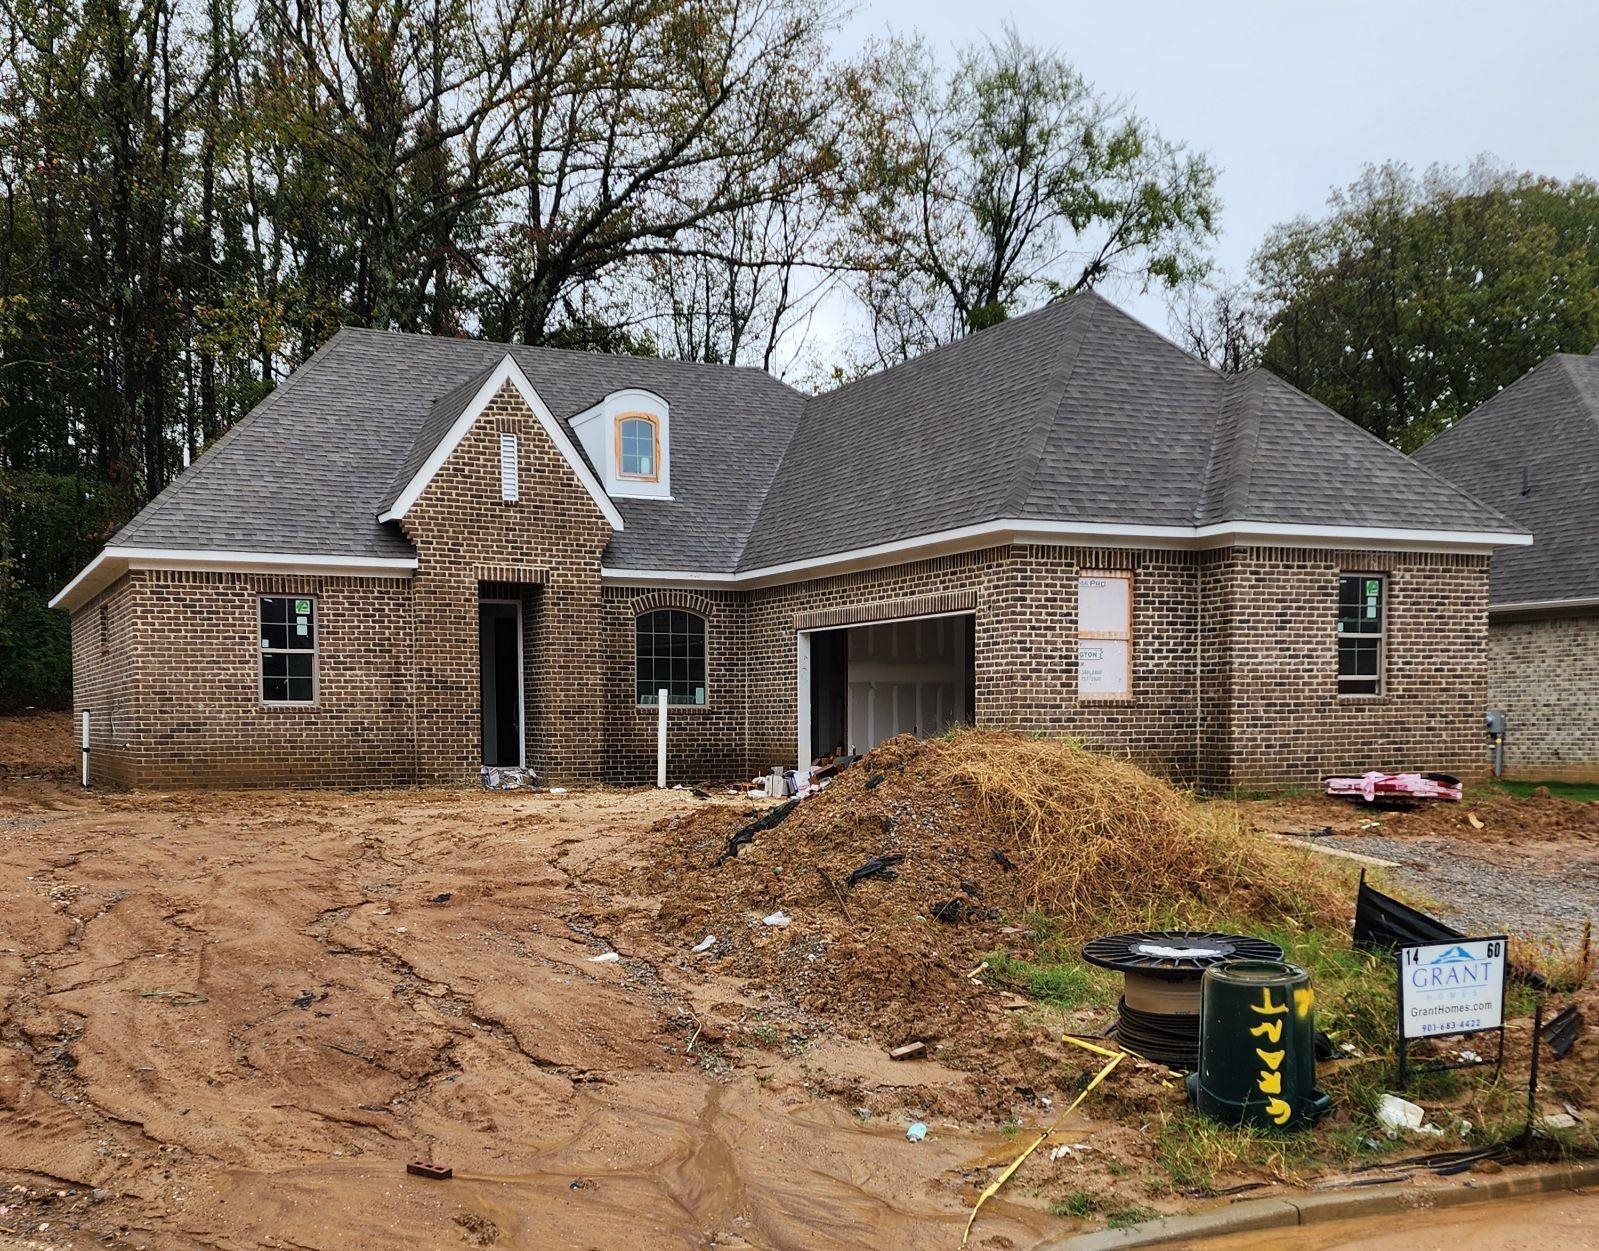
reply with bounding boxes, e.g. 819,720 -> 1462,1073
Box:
377,354 -> 625,531
1489,594 -> 1599,616
49,547 -> 418,612
601,518 -> 1532,590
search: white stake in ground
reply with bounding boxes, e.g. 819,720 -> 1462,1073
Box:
656,687 -> 668,788
81,709 -> 90,788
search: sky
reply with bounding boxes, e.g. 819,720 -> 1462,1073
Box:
809,0 -> 1599,359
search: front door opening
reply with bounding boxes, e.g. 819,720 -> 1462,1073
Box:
802,612 -> 975,764
479,601 -> 523,767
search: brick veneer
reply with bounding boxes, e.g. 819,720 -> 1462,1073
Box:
397,380 -> 613,783
72,569 -> 415,787
66,386 -> 1496,791
1488,610 -> 1599,780
1197,547 -> 1491,788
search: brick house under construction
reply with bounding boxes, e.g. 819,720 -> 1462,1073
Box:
52,292 -> 1529,790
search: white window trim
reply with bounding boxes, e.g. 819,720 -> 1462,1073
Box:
259,594 -> 319,708
1337,572 -> 1386,697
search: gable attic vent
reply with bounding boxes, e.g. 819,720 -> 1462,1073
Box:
500,433 -> 519,502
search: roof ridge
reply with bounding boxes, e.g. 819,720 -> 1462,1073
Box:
1004,295 -> 1095,515
1219,371 -> 1268,520
114,328 -> 355,548
1554,352 -> 1599,437
814,293 -> 1091,407
338,324 -> 807,394
1417,354 -> 1576,457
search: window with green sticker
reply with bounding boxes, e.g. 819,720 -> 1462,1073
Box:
260,596 -> 316,703
1336,574 -> 1383,695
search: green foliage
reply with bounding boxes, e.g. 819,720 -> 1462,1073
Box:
843,25 -> 1219,362
1047,1191 -> 1098,1218
1105,1206 -> 1158,1230
1251,161 -> 1599,450
982,947 -> 1119,1010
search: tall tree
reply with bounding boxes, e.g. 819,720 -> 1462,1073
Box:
844,27 -> 1220,363
1252,161 -> 1599,449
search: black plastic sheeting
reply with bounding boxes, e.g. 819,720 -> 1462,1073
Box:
1353,872 -> 1546,988
714,799 -> 799,865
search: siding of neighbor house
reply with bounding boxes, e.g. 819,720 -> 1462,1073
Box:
1489,612 -> 1599,781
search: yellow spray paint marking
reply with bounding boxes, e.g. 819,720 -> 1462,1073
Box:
1249,1019 -> 1283,1043
1250,988 -> 1287,1016
1257,1070 -> 1282,1095
1254,1049 -> 1284,1070
1294,987 -> 1315,1018
1265,1096 -> 1293,1126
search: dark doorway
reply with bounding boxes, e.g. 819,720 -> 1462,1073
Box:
479,601 -> 522,767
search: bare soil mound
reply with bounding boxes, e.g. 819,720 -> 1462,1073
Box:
0,710 -> 74,781
617,731 -> 1346,1047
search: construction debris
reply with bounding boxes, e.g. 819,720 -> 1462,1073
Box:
845,853 -> 904,886
1325,771 -> 1463,804
888,1041 -> 926,1061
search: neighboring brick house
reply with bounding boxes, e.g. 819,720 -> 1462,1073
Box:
53,292 -> 1527,790
1415,348 -> 1599,780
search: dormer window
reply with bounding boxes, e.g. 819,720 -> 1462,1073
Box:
572,389 -> 671,500
618,415 -> 659,481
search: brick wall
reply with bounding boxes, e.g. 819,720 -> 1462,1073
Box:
398,380 -> 613,784
743,545 -> 1204,783
600,586 -> 750,784
1201,547 -> 1491,789
1489,611 -> 1599,780
68,575 -> 140,786
63,375 -> 1495,791
71,569 -> 416,788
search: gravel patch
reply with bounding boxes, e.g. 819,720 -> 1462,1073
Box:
1322,832 -> 1599,947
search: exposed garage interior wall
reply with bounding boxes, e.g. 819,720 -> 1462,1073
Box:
806,613 -> 975,757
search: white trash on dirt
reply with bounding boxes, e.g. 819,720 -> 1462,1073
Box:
586,952 -> 621,964
1376,1093 -> 1444,1137
692,936 -> 717,953
762,911 -> 791,928
905,1122 -> 927,1143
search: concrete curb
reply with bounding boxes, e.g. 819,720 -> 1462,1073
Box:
1038,1159 -> 1599,1249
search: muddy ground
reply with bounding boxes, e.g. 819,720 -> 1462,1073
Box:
0,716 -> 1593,1250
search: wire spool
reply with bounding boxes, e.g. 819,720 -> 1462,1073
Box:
1081,931 -> 1284,1070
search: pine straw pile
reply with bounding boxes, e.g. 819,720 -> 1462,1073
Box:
621,730 -> 1350,1045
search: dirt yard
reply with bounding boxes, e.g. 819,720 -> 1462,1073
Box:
0,720 -> 1078,1250
1,716 -> 1593,1250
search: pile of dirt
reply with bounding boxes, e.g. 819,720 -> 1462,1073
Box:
614,731 -> 1346,1047
0,709 -> 75,782
1373,792 -> 1599,842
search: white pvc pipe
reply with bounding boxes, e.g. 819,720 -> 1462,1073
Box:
656,687 -> 668,788
81,710 -> 90,788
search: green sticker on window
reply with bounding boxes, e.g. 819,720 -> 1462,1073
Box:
295,599 -> 311,616
1365,580 -> 1379,598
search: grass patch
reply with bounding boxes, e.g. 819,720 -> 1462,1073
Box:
1047,1191 -> 1098,1218
1485,778 -> 1599,802
983,949 -> 1118,1009
1105,1206 -> 1159,1230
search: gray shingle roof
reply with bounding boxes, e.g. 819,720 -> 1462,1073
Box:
107,292 -> 1522,584
1414,352 -> 1599,606
114,329 -> 805,573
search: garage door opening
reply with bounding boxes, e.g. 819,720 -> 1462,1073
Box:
798,613 -> 975,766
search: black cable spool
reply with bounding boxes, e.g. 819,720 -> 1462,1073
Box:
1081,931 -> 1284,1070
